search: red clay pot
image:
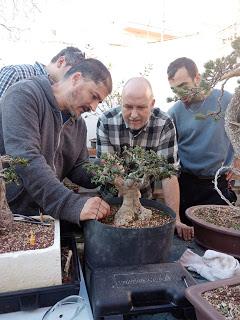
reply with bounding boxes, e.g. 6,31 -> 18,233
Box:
185,205 -> 240,258
185,276 -> 240,320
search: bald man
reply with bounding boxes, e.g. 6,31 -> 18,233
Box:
96,77 -> 194,240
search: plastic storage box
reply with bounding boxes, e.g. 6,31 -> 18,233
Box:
85,262 -> 196,319
0,236 -> 80,314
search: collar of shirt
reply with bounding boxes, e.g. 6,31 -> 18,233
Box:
33,61 -> 48,76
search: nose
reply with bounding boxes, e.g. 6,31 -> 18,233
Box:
90,100 -> 99,112
130,108 -> 138,119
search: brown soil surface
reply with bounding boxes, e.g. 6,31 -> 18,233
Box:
194,206 -> 240,230
203,284 -> 240,319
0,220 -> 54,254
101,206 -> 174,228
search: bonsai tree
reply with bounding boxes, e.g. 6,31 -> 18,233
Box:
0,155 -> 28,231
200,38 -> 240,206
85,146 -> 176,226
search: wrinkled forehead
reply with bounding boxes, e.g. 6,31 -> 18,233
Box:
169,67 -> 193,87
122,85 -> 153,103
122,92 -> 152,107
96,82 -> 110,101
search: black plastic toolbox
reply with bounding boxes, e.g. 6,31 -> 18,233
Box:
85,262 -> 196,320
0,236 -> 80,314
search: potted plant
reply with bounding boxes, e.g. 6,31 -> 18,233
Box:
0,155 -> 62,293
83,146 -> 177,269
185,205 -> 240,257
185,275 -> 240,320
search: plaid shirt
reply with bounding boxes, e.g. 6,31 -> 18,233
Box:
96,107 -> 178,197
0,62 -> 47,98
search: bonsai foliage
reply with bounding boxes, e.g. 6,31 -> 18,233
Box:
85,146 -> 177,226
0,155 -> 28,231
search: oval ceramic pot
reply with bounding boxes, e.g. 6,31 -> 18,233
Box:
186,205 -> 240,258
83,198 -> 176,269
185,276 -> 240,320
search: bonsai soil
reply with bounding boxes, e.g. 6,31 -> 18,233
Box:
202,284 -> 240,319
0,220 -> 55,253
194,206 -> 240,230
101,206 -> 174,228
0,221 -> 74,284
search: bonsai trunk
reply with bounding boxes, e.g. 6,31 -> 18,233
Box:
113,177 -> 152,226
215,82 -> 240,205
225,86 -> 240,157
0,161 -> 13,231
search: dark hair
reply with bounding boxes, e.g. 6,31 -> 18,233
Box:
167,57 -> 198,80
51,46 -> 85,66
64,58 -> 112,93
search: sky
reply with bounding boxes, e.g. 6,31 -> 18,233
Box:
0,0 -> 239,143
38,0 -> 239,43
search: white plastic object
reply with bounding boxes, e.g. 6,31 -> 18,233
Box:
42,295 -> 86,320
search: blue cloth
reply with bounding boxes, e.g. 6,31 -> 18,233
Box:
61,112 -> 71,123
168,89 -> 234,176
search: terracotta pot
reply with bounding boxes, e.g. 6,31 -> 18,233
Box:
185,205 -> 240,258
185,276 -> 240,320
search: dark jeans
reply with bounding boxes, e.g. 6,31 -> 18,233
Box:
179,172 -> 237,225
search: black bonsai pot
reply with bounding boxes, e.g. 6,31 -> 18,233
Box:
83,198 -> 176,270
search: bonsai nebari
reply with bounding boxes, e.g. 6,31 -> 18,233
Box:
0,155 -> 28,231
85,146 -> 176,226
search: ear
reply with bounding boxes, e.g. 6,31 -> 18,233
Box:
195,73 -> 201,86
56,56 -> 66,68
150,98 -> 155,109
71,72 -> 82,85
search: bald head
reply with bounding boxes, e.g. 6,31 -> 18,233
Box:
122,77 -> 154,100
121,77 -> 155,130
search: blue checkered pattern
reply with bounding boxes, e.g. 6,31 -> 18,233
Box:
0,61 -> 47,98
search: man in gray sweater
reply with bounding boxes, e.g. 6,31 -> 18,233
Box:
0,58 -> 112,225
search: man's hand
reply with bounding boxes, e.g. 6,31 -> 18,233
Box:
175,220 -> 194,241
80,197 -> 111,221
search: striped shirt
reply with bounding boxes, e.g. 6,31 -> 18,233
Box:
0,62 -> 47,98
96,107 -> 178,197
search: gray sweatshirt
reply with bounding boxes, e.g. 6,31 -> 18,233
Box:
0,76 -> 94,224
